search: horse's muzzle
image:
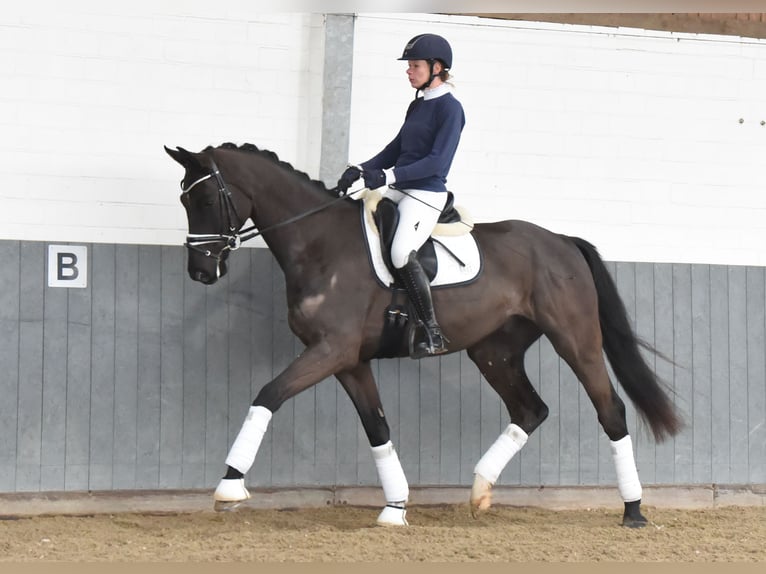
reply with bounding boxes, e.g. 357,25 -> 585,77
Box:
191,270 -> 218,285
188,258 -> 228,285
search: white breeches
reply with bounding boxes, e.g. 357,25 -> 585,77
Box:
382,188 -> 449,269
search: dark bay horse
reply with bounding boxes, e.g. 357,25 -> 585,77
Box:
165,142 -> 682,528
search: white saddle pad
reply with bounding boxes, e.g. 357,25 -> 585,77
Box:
359,190 -> 482,288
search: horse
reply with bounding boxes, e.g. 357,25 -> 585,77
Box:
165,142 -> 682,528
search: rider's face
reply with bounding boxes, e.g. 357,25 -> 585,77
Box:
406,59 -> 442,88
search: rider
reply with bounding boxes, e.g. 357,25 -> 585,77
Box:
337,33 -> 465,358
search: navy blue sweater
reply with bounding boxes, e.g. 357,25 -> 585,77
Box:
361,90 -> 465,192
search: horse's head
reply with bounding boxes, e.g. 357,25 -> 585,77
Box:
165,145 -> 249,285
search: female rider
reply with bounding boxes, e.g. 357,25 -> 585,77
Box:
338,33 -> 465,358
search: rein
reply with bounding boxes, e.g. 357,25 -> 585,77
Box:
182,160 -> 364,260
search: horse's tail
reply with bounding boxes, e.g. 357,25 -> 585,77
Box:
569,236 -> 683,442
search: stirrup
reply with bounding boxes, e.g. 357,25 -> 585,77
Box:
409,322 -> 449,359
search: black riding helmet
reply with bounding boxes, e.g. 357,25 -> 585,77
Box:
398,33 -> 452,92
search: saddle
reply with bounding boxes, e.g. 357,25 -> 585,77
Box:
372,192 -> 464,285
363,190 -> 477,358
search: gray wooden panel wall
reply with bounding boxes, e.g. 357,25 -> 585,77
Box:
0,239 -> 765,494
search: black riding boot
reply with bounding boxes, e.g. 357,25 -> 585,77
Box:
399,251 -> 448,359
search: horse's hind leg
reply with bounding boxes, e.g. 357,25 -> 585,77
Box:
336,361 -> 409,527
466,318 -> 549,517
543,316 -> 647,528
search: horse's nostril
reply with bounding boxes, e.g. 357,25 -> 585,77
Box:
192,270 -> 209,283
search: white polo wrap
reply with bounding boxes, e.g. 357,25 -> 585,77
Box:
474,423 -> 529,484
610,435 -> 642,502
225,405 -> 273,474
371,441 -> 409,504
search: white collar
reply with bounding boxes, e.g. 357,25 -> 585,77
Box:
423,83 -> 452,101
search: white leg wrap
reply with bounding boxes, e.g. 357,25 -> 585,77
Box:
371,441 -> 409,504
225,406 -> 273,474
474,423 -> 529,484
610,435 -> 642,502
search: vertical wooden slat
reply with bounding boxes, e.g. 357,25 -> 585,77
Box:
746,267 -> 766,483
418,356 -> 441,484
136,245 -> 162,488
159,246 -> 184,487
90,244 -> 116,490
113,245 -> 138,489
269,270 -> 294,486
439,352 -> 462,484
248,248 -> 275,487
672,264 -> 693,483
653,263 -> 675,483
397,358 -> 421,483
203,275 -> 230,486
0,241 -> 19,491
691,265 -> 712,483
538,336 -> 560,485
16,243 -> 44,491
728,266 -> 749,482
634,262 -> 657,483
40,245 -> 67,491
181,258 -> 207,488
458,348 -> 482,484
64,245 -> 92,490
558,358 -> 580,486
314,371 -> 339,486
709,265 -> 730,483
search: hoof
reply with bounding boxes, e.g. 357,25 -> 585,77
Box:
622,517 -> 648,528
470,473 -> 493,518
214,499 -> 246,512
213,478 -> 250,512
622,499 -> 648,528
377,505 -> 408,527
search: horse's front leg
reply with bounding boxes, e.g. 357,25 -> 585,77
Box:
214,341 -> 352,511
336,362 -> 409,527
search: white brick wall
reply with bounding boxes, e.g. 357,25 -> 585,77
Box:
2,8 -> 765,266
350,14 -> 766,266
0,3 -> 324,246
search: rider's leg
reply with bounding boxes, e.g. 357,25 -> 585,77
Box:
390,190 -> 449,358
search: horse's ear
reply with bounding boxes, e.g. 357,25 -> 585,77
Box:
164,145 -> 200,168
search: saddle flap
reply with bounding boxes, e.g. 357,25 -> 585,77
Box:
373,197 -> 437,283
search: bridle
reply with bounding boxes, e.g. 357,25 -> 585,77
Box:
180,159 -> 364,262
181,160 -> 252,261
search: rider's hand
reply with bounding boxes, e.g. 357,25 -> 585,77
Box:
336,166 -> 361,195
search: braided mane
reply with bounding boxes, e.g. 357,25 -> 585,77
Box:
206,142 -> 334,196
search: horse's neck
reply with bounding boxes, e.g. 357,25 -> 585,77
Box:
242,164 -> 339,270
